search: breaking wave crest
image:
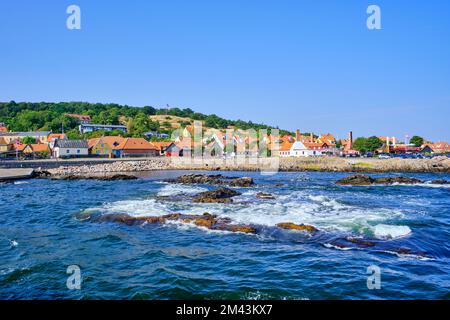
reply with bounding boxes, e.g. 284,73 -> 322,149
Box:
85,185 -> 405,236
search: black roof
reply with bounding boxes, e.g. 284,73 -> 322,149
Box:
54,139 -> 89,149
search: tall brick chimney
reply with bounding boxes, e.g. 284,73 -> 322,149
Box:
296,129 -> 301,142
349,131 -> 353,149
310,132 -> 314,143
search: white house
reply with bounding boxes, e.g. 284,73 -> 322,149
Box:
279,130 -> 323,157
52,140 -> 89,158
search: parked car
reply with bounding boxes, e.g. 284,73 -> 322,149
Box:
378,154 -> 391,159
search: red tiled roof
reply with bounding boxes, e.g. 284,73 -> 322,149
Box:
114,138 -> 158,151
47,133 -> 66,142
30,144 -> 50,153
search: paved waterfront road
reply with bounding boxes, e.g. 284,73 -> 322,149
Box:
0,168 -> 34,181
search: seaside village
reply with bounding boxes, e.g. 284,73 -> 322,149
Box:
0,115 -> 449,161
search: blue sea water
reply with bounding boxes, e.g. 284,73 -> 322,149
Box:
0,170 -> 449,300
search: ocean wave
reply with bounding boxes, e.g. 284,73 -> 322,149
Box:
85,186 -> 405,236
156,183 -> 208,197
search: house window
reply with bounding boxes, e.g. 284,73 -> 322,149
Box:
66,150 -> 70,154
77,150 -> 80,154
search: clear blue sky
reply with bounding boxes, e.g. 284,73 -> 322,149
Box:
1,0 -> 449,141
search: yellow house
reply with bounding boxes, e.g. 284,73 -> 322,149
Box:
0,137 -> 11,152
88,136 -> 125,157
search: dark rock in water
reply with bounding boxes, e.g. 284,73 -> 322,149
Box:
226,177 -> 254,187
276,222 -> 318,232
375,177 -> 423,185
345,237 -> 376,248
95,211 -> 257,234
193,187 -> 241,203
53,174 -> 138,181
336,174 -> 423,186
34,170 -> 52,178
256,192 -> 275,200
166,174 -> 254,187
431,179 -> 450,184
213,224 -> 257,234
336,174 -> 376,186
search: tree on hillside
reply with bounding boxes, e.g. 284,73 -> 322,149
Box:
410,135 -> 424,147
353,137 -> 367,153
21,136 -> 36,144
365,136 -> 383,152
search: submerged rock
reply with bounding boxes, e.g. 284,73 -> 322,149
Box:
336,174 -> 423,186
193,187 -> 241,203
256,192 -> 275,200
52,174 -> 138,181
431,179 -> 450,184
166,174 -> 254,187
213,224 -> 257,234
345,237 -> 376,248
375,177 -> 423,185
276,222 -> 318,232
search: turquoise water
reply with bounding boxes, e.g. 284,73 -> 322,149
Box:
0,171 -> 449,299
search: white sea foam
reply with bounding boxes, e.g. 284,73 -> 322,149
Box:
323,243 -> 354,251
156,183 -> 208,197
87,185 -> 405,235
373,224 -> 412,239
390,182 -> 450,188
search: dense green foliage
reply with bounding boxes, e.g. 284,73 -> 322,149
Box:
410,135 -> 424,147
0,101 -> 290,138
353,136 -> 383,153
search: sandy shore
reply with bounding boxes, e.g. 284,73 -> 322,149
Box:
44,156 -> 450,176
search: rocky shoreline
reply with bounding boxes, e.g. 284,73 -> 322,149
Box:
29,156 -> 450,178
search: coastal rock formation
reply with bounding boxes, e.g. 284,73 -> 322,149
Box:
256,192 -> 275,200
193,187 -> 241,203
375,177 -> 423,185
51,174 -> 138,181
335,174 -> 376,186
336,174 -> 423,186
166,174 -> 254,187
276,222 -> 318,232
92,212 -> 257,234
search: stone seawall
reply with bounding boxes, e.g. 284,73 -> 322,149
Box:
36,156 -> 450,176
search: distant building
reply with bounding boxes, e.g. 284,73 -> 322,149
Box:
0,122 -> 7,133
112,138 -> 159,158
274,130 -> 323,157
23,144 -> 50,158
151,141 -> 174,156
88,136 -> 125,157
0,131 -> 51,144
0,137 -> 12,153
52,140 -> 89,158
144,131 -> 170,139
431,141 -> 450,154
79,123 -> 127,134
65,114 -> 92,124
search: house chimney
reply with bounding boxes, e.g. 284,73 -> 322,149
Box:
296,130 -> 301,142
310,133 -> 314,143
349,131 -> 353,149
393,137 -> 397,146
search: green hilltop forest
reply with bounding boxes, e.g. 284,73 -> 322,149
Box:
0,101 -> 291,140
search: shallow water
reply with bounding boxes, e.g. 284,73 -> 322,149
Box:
1,171 -> 449,299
